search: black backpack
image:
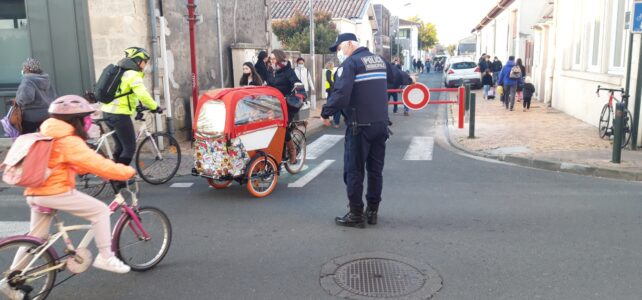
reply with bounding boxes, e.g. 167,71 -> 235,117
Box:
93,64 -> 133,104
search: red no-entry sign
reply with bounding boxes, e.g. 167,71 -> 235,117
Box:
402,83 -> 431,110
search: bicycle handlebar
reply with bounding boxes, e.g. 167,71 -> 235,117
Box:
135,105 -> 163,121
596,85 -> 625,96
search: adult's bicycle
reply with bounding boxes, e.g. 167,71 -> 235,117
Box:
76,106 -> 181,196
0,179 -> 172,300
596,86 -> 632,148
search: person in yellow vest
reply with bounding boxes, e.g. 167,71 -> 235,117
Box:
325,62 -> 342,128
101,47 -> 162,178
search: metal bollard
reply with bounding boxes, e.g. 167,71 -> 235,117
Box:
469,93 -> 476,138
612,102 -> 625,163
464,84 -> 471,111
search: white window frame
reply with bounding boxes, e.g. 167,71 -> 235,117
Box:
609,0 -> 629,74
571,0 -> 584,70
587,0 -> 605,73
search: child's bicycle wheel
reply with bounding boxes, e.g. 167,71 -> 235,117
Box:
114,207 -> 172,271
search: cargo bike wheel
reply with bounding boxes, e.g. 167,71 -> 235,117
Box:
246,154 -> 279,198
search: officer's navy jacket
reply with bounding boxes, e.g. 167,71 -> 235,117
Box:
321,47 -> 395,124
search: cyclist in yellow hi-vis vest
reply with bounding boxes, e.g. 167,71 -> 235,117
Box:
101,47 -> 162,183
325,62 -> 341,128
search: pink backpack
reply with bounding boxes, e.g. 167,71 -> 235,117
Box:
1,133 -> 54,187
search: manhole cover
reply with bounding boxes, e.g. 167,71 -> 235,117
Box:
320,252 -> 442,300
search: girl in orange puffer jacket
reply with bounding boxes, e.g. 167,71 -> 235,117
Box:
20,96 -> 135,274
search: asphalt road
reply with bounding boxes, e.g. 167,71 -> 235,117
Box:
2,73 -> 642,300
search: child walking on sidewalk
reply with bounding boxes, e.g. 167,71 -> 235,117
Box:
522,77 -> 535,111
482,70 -> 493,100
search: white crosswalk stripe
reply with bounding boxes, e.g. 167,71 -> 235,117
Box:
170,182 -> 194,188
288,160 -> 335,188
0,221 -> 30,237
403,137 -> 434,161
306,135 -> 343,160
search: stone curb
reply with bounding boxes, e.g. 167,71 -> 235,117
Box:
444,125 -> 642,182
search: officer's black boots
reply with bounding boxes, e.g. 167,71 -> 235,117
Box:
366,207 -> 378,225
335,210 -> 366,228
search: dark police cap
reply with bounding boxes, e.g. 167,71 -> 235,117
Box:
329,33 -> 358,52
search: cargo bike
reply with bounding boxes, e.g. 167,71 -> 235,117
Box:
191,86 -> 307,197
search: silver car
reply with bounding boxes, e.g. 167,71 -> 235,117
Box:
443,60 -> 481,88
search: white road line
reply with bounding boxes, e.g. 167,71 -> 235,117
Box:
170,182 -> 194,188
403,137 -> 434,161
288,160 -> 335,188
306,135 -> 343,160
0,221 -> 30,237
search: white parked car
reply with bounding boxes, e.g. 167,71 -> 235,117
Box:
443,59 -> 481,88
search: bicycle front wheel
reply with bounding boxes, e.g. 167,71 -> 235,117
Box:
598,104 -> 611,138
0,239 -> 56,300
135,133 -> 182,185
284,128 -> 306,174
114,206 -> 172,272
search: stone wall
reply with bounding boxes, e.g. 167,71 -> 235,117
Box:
86,0 -> 271,135
87,0 -> 151,77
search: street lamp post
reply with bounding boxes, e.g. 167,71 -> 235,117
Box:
309,0 -> 316,110
187,0 -> 199,125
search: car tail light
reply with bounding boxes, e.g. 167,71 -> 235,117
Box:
474,67 -> 480,72
447,69 -> 455,74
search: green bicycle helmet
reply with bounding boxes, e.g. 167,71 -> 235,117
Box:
124,47 -> 151,62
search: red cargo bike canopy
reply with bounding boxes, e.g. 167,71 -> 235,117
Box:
193,86 -> 289,139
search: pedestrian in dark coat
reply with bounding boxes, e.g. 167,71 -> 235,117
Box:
266,49 -> 301,164
491,56 -> 503,84
388,62 -> 413,115
479,59 -> 488,74
254,51 -> 269,85
515,58 -> 527,102
482,70 -> 493,100
239,62 -> 263,86
15,58 -> 57,133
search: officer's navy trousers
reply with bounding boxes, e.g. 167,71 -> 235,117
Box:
343,121 -> 388,211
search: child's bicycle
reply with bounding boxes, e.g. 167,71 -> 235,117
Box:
596,86 -> 632,148
0,179 -> 172,300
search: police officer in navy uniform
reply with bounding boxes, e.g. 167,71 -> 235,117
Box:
321,33 -> 395,228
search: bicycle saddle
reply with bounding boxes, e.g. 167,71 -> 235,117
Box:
30,204 -> 55,215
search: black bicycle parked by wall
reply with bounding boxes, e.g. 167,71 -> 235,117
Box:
596,86 -> 632,148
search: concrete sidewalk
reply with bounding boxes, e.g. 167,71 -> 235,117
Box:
446,90 -> 642,181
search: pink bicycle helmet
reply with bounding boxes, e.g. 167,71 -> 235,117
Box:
48,95 -> 96,116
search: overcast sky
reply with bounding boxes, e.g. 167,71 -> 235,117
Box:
372,0 -> 498,45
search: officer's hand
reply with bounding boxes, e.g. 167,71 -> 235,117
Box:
152,106 -> 164,114
322,118 -> 332,127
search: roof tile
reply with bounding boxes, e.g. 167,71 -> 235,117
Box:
271,0 -> 368,20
